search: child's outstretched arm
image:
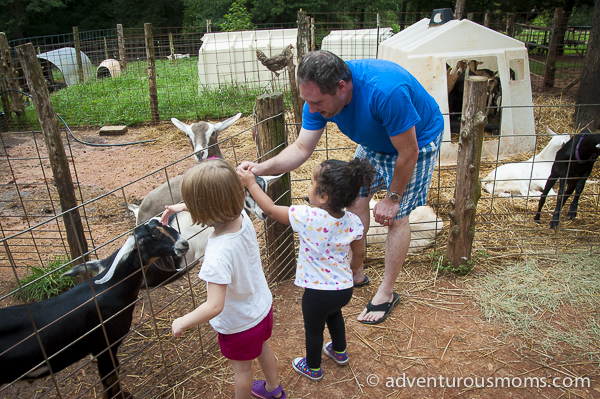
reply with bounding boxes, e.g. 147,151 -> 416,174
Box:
237,169 -> 291,225
349,239 -> 365,276
159,203 -> 188,225
172,283 -> 226,337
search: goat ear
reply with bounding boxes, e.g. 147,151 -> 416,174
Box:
95,235 -> 136,284
171,118 -> 194,138
546,126 -> 557,136
214,113 -> 242,132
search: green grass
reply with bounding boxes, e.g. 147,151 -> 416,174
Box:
12,256 -> 76,303
49,59 -> 274,126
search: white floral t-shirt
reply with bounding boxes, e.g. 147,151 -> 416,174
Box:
289,205 -> 364,290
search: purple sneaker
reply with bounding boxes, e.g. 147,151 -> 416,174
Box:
323,342 -> 349,365
292,357 -> 323,381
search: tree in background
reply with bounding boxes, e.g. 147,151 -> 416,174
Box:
221,0 -> 255,31
0,0 -> 71,38
574,0 -> 599,131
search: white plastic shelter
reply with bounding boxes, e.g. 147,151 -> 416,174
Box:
97,59 -> 121,79
197,29 -> 297,91
321,28 -> 393,60
379,18 -> 535,164
37,47 -> 94,87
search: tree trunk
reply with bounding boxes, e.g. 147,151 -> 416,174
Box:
575,0 -> 600,131
446,76 -> 488,268
543,8 -> 564,88
455,0 -> 465,20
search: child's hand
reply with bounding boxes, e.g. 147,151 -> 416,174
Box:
172,317 -> 185,337
237,168 -> 257,188
159,203 -> 187,225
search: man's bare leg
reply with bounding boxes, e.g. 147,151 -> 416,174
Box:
347,195 -> 373,285
357,215 -> 410,323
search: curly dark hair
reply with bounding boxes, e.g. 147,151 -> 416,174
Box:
314,158 -> 375,212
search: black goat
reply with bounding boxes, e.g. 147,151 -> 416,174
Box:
534,131 -> 600,228
0,219 -> 189,399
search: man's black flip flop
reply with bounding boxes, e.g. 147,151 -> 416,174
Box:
359,292 -> 400,325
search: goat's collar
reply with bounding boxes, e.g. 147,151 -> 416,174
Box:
575,134 -> 587,164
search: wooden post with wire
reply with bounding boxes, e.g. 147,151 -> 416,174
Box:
72,26 -> 84,84
144,23 -> 160,125
255,92 -> 296,282
446,75 -> 487,268
0,32 -> 26,117
117,24 -> 127,70
15,43 -> 89,264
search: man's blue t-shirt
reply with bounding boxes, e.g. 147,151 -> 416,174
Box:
302,59 -> 444,154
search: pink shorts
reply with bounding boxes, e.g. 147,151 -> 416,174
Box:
218,307 -> 273,361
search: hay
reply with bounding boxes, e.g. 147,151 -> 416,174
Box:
469,254 -> 600,360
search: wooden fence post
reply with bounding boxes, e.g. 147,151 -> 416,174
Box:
144,23 -> 160,125
446,76 -> 488,268
297,10 -> 309,63
72,26 -> 84,84
103,37 -> 109,60
543,7 -> 564,88
169,33 -> 175,63
117,24 -> 127,70
310,17 -> 315,51
484,12 -> 491,28
16,43 -> 88,263
255,92 -> 296,282
506,13 -> 516,37
0,32 -> 26,117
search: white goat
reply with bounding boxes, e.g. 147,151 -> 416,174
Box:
366,200 -> 444,254
481,127 -> 571,197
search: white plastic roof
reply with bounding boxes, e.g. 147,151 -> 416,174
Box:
380,18 -> 525,60
37,47 -> 94,86
379,18 -> 536,164
321,28 -> 394,60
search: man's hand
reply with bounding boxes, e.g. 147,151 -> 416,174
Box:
236,161 -> 265,176
237,168 -> 258,188
373,197 -> 400,227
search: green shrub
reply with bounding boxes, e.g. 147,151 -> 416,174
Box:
12,256 -> 76,303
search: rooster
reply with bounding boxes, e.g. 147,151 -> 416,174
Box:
256,44 -> 294,77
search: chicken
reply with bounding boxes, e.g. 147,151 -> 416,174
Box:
256,44 -> 294,77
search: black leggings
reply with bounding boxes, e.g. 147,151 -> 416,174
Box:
302,287 -> 353,369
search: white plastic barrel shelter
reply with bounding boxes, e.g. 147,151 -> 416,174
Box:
37,47 -> 94,86
197,29 -> 297,92
379,18 -> 535,164
321,28 -> 393,60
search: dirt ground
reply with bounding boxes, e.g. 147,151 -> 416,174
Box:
1,118 -> 599,398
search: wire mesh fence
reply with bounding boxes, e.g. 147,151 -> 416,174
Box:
0,8 -> 598,397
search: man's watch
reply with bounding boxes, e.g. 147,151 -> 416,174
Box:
386,191 -> 402,202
